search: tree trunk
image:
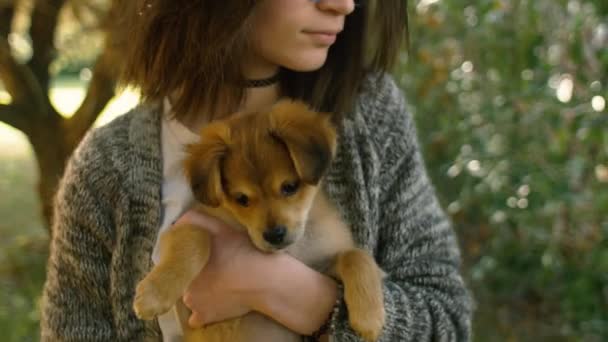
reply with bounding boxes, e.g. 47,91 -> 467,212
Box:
0,0 -> 118,232
29,110 -> 73,230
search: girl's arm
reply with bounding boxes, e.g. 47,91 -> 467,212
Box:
40,133 -> 118,341
251,252 -> 339,336
330,75 -> 473,341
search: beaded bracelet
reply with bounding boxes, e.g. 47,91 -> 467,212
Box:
309,282 -> 344,341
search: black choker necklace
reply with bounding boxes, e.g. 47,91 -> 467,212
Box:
245,71 -> 281,88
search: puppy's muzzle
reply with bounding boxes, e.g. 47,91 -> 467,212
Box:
263,225 -> 289,248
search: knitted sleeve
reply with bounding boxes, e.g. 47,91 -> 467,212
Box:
331,75 -> 473,341
40,130 -> 119,341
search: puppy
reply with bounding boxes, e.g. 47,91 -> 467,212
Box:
133,100 -> 385,342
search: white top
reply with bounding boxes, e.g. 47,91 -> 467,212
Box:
153,98 -> 200,341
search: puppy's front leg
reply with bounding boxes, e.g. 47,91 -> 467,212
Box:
332,249 -> 385,342
134,224 -> 211,320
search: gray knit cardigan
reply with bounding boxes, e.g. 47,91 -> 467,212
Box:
40,74 -> 473,341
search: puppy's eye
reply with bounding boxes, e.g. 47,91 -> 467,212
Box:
235,193 -> 249,207
281,181 -> 300,197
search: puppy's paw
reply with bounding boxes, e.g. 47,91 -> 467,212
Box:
343,282 -> 385,342
133,276 -> 178,320
349,305 -> 385,342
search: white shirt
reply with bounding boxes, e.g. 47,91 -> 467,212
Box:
153,98 -> 200,341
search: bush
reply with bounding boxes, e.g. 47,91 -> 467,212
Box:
399,0 -> 607,340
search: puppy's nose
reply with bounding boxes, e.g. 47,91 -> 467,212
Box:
263,226 -> 287,246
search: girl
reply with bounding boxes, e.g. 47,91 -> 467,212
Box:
41,0 -> 473,341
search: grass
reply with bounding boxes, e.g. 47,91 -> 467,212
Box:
0,148 -> 47,341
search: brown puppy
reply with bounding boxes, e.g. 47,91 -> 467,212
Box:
133,100 -> 385,342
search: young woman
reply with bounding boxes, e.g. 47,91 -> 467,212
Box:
41,0 -> 473,341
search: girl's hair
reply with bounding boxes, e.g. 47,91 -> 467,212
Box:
111,0 -> 408,120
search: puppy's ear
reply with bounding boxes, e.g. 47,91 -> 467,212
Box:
269,100 -> 337,185
184,122 -> 230,207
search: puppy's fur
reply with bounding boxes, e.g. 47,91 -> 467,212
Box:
133,100 -> 385,342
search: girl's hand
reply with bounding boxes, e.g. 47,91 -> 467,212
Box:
175,210 -> 268,328
174,209 -> 338,335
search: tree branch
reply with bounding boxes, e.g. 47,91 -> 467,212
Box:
0,103 -> 27,131
0,36 -> 45,111
27,0 -> 66,92
0,1 -> 15,38
67,46 -> 116,145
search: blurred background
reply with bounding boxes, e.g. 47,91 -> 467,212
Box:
0,0 -> 606,341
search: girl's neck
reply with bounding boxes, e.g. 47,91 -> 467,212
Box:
176,83 -> 280,133
239,62 -> 281,113
241,82 -> 281,113
177,60 -> 281,132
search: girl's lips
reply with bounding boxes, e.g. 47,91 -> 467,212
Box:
304,31 -> 338,45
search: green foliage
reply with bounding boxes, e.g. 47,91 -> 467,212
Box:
399,0 -> 607,340
0,236 -> 47,342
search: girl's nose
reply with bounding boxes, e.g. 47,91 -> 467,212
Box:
314,0 -> 356,16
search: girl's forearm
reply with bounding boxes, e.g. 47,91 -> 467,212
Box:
251,253 -> 338,335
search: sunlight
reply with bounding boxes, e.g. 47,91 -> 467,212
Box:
0,90 -> 11,104
0,123 -> 29,157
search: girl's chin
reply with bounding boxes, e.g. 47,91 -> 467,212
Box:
280,51 -> 330,72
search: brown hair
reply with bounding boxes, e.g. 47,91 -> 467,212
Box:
111,0 -> 408,120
